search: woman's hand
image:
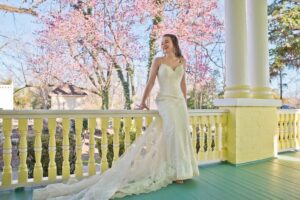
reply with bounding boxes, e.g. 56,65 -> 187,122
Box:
135,102 -> 149,110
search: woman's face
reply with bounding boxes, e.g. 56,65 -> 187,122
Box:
161,36 -> 174,54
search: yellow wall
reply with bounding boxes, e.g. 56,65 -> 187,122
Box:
225,106 -> 278,164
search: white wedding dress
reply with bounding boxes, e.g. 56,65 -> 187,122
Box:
33,63 -> 199,200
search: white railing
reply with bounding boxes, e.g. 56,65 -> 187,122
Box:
277,109 -> 300,152
0,109 -> 228,190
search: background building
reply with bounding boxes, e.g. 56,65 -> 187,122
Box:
0,82 -> 13,110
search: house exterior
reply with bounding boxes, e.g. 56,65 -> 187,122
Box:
0,83 -> 13,110
50,84 -> 89,110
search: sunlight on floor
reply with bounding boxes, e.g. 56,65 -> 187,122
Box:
277,152 -> 300,162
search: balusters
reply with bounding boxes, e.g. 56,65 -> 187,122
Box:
292,113 -> 299,149
33,118 -> 43,183
281,114 -> 287,150
190,116 -> 197,157
146,116 -> 153,127
112,118 -> 120,165
287,114 -> 293,148
296,114 -> 300,148
100,117 -> 109,172
2,118 -> 12,186
62,118 -> 70,180
222,114 -> 228,160
198,116 -> 205,161
1,110 -> 232,190
277,112 -> 300,152
290,114 -> 296,148
124,117 -> 131,151
88,118 -> 96,175
0,111 -> 231,189
215,115 -> 223,160
207,116 -> 214,160
75,118 -> 83,177
17,119 -> 28,184
48,118 -> 57,181
284,114 -> 290,149
278,114 -> 284,151
135,117 -> 142,138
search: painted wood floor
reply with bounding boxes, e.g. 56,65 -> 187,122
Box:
1,151 -> 299,200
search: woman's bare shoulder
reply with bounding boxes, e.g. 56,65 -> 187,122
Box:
153,57 -> 163,66
155,56 -> 164,62
180,57 -> 187,67
180,57 -> 186,63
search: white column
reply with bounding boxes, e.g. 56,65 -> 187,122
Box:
247,0 -> 273,99
224,0 -> 251,98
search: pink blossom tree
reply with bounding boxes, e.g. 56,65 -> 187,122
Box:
31,0 -> 223,109
137,0 -> 223,108
31,0 -> 143,109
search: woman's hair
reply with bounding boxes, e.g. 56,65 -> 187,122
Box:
163,34 -> 183,58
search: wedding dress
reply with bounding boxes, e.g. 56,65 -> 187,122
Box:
33,63 -> 199,200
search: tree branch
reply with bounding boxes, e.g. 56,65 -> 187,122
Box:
14,84 -> 34,94
0,3 -> 38,16
0,42 -> 9,51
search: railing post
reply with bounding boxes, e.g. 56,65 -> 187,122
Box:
18,118 -> 28,184
222,114 -> 228,160
112,118 -> 120,165
215,115 -> 223,160
190,116 -> 197,157
48,118 -> 57,181
101,117 -> 109,172
2,118 -> 12,186
207,116 -> 214,160
278,113 -> 283,151
283,114 -> 289,150
135,117 -> 142,138
146,116 -> 153,127
290,114 -> 296,148
33,118 -> 43,183
215,99 -> 280,164
124,117 -> 131,151
88,118 -> 96,176
296,113 -> 300,148
198,116 -> 205,161
75,118 -> 83,177
62,118 -> 70,180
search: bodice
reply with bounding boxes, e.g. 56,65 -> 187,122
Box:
156,63 -> 185,99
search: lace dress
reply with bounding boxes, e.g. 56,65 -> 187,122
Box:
33,63 -> 199,200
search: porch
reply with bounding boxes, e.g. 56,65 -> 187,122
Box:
0,108 -> 299,199
1,151 -> 299,200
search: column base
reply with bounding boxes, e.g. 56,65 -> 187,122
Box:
251,87 -> 274,99
224,85 -> 252,98
214,98 -> 281,165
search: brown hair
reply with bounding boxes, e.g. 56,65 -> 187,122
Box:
163,34 -> 183,58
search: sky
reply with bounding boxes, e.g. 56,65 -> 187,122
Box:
0,0 -> 299,99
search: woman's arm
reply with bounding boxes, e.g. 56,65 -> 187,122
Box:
180,58 -> 187,102
139,57 -> 161,109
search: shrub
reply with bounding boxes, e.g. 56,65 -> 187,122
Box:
96,129 -> 136,168
26,134 -> 76,178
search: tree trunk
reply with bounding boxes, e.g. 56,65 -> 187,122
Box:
101,88 -> 109,110
146,1 -> 164,81
199,92 -> 203,109
114,63 -> 132,109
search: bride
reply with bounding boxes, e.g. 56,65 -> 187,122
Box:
33,34 -> 199,200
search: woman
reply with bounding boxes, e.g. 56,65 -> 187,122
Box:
33,34 -> 199,200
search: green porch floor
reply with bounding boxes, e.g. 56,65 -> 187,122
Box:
1,151 -> 299,200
